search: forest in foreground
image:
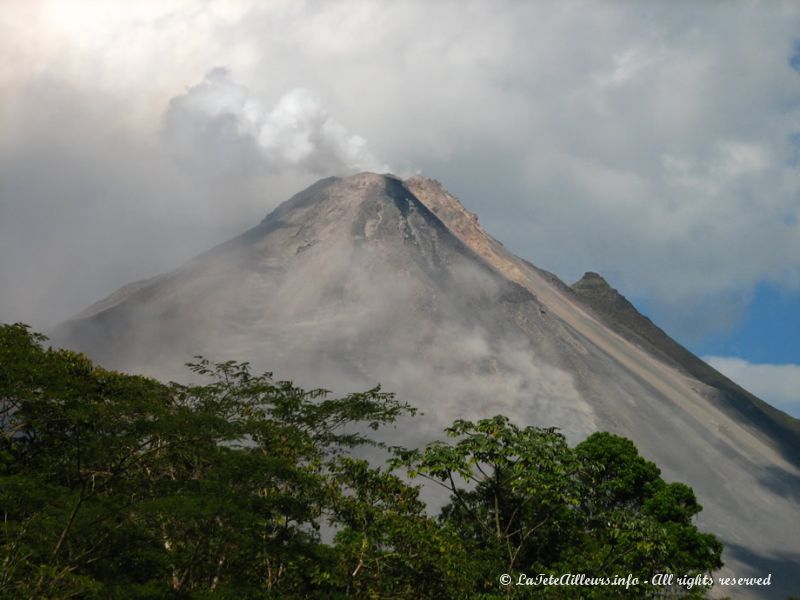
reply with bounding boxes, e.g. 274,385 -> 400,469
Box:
1,323 -> 723,599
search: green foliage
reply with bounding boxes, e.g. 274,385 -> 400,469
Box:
1,324 -> 723,599
1,323 -> 416,598
395,417 -> 723,598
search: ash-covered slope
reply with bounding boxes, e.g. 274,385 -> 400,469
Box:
55,173 -> 799,598
571,272 -> 800,465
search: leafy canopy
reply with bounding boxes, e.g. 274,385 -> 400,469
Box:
1,324 -> 722,599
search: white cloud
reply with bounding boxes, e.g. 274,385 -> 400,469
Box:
704,356 -> 800,417
663,141 -> 771,196
162,67 -> 386,176
1,1 -> 800,338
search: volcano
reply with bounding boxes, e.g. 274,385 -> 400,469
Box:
55,173 -> 800,597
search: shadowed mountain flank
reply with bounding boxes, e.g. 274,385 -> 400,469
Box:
54,173 -> 800,598
571,271 -> 800,466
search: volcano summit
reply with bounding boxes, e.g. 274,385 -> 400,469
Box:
55,173 -> 800,597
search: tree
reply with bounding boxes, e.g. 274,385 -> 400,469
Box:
0,323 -> 415,598
574,432 -> 723,588
395,416 -> 723,598
325,456 -> 477,598
1,324 -> 723,599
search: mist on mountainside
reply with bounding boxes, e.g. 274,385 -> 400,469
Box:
53,173 -> 800,598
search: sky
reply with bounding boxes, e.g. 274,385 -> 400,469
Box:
1,0 -> 799,416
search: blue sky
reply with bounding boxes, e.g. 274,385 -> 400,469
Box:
1,1 -> 798,416
692,283 -> 800,365
632,284 -> 800,417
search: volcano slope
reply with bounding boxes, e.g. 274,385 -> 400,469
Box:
55,173 -> 800,597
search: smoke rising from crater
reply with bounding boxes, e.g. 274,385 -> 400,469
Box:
163,67 -> 387,177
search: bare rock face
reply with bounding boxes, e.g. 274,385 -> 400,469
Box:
54,173 -> 800,598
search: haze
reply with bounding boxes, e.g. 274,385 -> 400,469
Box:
1,1 -> 799,414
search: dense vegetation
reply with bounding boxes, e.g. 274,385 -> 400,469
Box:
1,323 -> 722,598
